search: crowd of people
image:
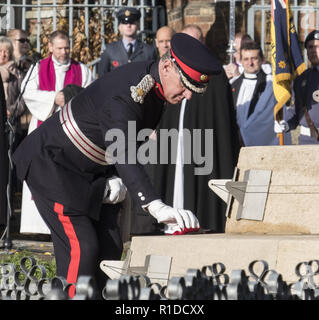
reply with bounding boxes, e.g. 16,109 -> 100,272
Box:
1,6 -> 319,297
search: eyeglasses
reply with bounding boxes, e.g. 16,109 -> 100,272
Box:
15,38 -> 30,44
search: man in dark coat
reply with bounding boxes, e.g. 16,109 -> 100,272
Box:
98,7 -> 157,75
0,74 -> 8,227
152,71 -> 240,232
12,33 -> 221,296
131,25 -> 240,235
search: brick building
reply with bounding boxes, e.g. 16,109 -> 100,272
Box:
164,0 -> 319,64
164,0 -> 250,63
3,1 -> 319,65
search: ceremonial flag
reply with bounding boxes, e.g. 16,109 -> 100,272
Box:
270,0 -> 306,144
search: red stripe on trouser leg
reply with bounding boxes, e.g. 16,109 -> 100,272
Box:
53,202 -> 81,298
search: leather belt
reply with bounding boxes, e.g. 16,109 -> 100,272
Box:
59,101 -> 111,166
300,125 -> 319,137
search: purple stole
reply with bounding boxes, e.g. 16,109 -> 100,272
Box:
37,55 -> 82,127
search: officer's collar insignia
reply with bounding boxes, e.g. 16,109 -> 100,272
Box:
130,74 -> 155,104
125,10 -> 131,16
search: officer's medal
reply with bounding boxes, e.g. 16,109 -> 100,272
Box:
313,90 -> 319,103
130,74 -> 155,104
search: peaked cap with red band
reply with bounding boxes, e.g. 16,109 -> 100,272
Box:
170,33 -> 222,93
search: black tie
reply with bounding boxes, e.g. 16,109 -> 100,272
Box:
127,43 -> 133,58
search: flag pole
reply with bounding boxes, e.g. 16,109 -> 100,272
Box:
278,133 -> 284,145
271,0 -> 306,147
226,0 -> 236,63
277,109 -> 284,145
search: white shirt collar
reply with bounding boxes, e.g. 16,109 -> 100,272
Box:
52,55 -> 71,70
122,38 -> 136,51
243,72 -> 257,79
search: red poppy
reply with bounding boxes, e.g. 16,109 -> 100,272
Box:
112,60 -> 119,67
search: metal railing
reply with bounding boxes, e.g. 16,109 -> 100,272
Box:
1,256 -> 319,300
247,0 -> 319,65
1,1 -> 166,73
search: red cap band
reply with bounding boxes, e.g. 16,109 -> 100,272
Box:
171,49 -> 211,84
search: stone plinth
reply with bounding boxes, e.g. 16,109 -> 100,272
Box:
129,146 -> 319,286
130,233 -> 319,284
226,145 -> 319,234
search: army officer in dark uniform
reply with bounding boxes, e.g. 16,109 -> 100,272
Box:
98,7 -> 157,76
13,33 -> 221,297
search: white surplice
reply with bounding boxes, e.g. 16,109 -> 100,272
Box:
20,56 -> 94,234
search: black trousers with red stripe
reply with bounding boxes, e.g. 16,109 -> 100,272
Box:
29,186 -> 123,294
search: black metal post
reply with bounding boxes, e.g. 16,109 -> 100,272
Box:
3,119 -> 14,250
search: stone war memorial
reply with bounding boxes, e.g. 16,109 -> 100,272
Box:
5,146 -> 318,300
3,0 -> 319,301
99,145 -> 319,300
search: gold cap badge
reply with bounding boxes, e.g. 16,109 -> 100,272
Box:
200,74 -> 208,82
125,10 -> 131,16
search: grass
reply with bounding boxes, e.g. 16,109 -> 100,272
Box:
0,249 -> 56,279
0,241 -> 130,283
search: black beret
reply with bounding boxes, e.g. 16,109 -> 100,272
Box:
117,7 -> 141,24
170,33 -> 222,93
305,30 -> 319,48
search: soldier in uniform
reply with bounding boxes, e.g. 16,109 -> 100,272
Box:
12,33 -> 221,297
275,30 -> 319,144
98,7 -> 157,76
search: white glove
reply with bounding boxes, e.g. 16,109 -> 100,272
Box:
147,199 -> 200,231
274,120 -> 289,133
103,176 -> 127,204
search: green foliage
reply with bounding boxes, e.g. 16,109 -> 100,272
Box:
0,250 -> 56,279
